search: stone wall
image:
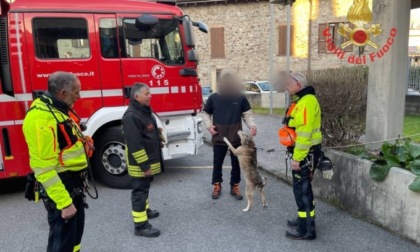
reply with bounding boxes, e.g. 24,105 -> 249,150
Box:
181,0 -> 360,90
261,149 -> 420,245
312,150 -> 420,245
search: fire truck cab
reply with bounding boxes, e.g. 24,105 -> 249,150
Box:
0,0 -> 207,188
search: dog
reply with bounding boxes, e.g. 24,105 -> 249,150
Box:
224,131 -> 267,212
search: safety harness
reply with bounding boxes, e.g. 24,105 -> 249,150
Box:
24,96 -> 98,209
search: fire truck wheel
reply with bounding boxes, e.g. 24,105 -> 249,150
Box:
92,126 -> 131,189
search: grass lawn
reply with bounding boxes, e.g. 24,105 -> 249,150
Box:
252,107 -> 285,116
404,115 -> 420,143
253,108 -> 420,143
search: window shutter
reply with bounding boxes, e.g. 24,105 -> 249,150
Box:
343,23 -> 353,52
278,25 -> 287,56
210,27 -> 225,58
290,25 -> 295,56
278,25 -> 294,56
318,23 -> 327,53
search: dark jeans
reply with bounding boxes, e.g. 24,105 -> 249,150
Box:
47,194 -> 85,252
212,144 -> 241,186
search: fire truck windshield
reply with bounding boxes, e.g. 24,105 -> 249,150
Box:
122,18 -> 184,65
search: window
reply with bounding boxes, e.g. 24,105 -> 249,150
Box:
99,18 -> 119,58
71,39 -> 89,48
121,18 -> 184,65
278,25 -> 294,56
258,81 -> 274,91
318,22 -> 353,53
244,83 -> 260,93
210,27 -> 225,58
33,18 -> 90,59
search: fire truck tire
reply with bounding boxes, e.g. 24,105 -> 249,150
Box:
92,126 -> 131,189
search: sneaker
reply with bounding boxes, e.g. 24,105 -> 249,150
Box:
212,183 -> 221,199
147,209 -> 160,219
230,184 -> 243,200
135,224 -> 161,238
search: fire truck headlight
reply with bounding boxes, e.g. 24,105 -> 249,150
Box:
197,122 -> 203,133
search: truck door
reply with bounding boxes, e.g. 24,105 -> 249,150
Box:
23,13 -> 102,119
117,14 -> 189,111
94,14 -> 123,107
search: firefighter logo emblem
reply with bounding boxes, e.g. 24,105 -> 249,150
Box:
338,0 -> 383,49
151,65 -> 165,79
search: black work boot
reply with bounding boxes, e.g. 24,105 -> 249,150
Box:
135,222 -> 161,238
285,229 -> 316,240
230,183 -> 243,200
212,182 -> 222,199
287,218 -> 299,228
147,209 -> 160,219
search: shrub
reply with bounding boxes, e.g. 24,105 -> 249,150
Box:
306,67 -> 368,147
366,139 -> 420,192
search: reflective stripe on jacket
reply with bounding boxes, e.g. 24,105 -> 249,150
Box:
287,92 -> 322,161
23,96 -> 88,210
122,100 -> 162,178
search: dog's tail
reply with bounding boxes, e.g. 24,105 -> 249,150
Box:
262,176 -> 268,186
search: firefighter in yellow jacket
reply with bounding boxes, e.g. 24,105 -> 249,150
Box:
122,83 -> 163,238
281,72 -> 322,240
23,72 -> 89,252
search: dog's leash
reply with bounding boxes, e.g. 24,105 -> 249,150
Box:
256,147 -> 277,153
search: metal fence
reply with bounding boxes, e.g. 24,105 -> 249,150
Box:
407,56 -> 420,95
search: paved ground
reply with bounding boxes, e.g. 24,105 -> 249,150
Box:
0,115 -> 419,251
202,114 -> 289,179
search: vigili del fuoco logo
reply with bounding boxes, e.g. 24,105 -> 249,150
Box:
323,0 -> 397,64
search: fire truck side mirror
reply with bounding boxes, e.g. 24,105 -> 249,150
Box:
135,14 -> 158,31
192,21 -> 208,34
182,19 -> 195,47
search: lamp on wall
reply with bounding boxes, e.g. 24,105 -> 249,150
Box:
269,0 -> 295,6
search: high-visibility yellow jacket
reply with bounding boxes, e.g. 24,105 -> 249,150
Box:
287,86 -> 322,161
23,94 -> 88,210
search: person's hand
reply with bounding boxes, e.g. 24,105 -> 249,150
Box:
144,169 -> 152,177
291,160 -> 301,171
61,203 -> 77,220
250,126 -> 257,137
209,125 -> 218,136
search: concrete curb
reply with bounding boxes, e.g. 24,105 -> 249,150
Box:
314,150 -> 420,245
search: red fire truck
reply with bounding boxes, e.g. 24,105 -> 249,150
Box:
0,0 -> 207,188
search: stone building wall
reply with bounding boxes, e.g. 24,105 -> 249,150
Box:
180,0 -> 361,90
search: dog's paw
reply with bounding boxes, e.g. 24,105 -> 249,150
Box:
242,208 -> 250,212
223,137 -> 228,142
263,203 -> 268,208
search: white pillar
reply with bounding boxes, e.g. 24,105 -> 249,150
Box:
366,0 -> 411,149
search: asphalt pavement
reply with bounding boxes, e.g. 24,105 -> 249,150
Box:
0,114 -> 419,252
